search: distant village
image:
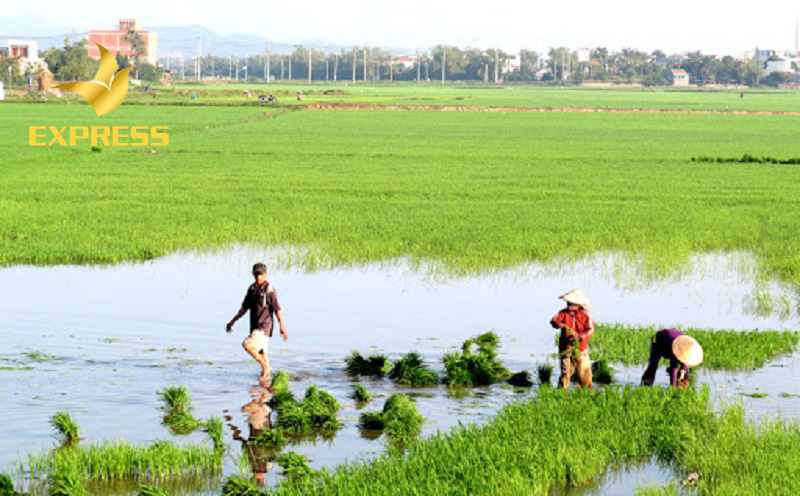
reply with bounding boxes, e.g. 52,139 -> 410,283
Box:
3,18 -> 800,92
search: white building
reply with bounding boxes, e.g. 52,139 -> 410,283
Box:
0,39 -> 47,72
765,58 -> 792,74
392,56 -> 416,70
502,53 -> 521,74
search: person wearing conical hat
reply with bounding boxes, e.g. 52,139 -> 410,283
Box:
550,289 -> 595,390
641,328 -> 704,388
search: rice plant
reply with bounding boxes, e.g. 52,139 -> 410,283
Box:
344,352 -> 390,377
202,417 -> 226,452
251,428 -> 287,448
350,385 -> 373,405
357,393 -> 423,442
48,471 -> 87,496
590,360 -> 615,384
273,386 -> 340,435
137,485 -> 169,496
442,332 -> 510,387
158,386 -> 192,412
276,452 -> 320,484
51,412 -> 79,444
388,352 -> 438,387
162,411 -> 202,435
268,391 -> 297,411
270,370 -> 290,393
221,475 -> 262,496
536,363 -> 553,386
507,371 -> 533,387
0,473 -> 20,496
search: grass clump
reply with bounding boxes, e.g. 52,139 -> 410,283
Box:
273,386 -> 340,435
442,331 -> 510,387
48,471 -> 87,496
0,473 -> 22,496
221,475 -> 261,496
202,417 -> 226,452
591,324 -> 800,370
590,360 -> 615,384
507,371 -> 533,387
158,386 -> 202,435
350,385 -> 373,406
270,370 -> 290,393
358,393 -> 423,442
276,452 -> 320,484
536,363 -> 553,386
345,352 -> 391,377
158,386 -> 191,412
388,352 -> 438,387
252,428 -> 287,448
137,485 -> 169,496
51,412 -> 79,444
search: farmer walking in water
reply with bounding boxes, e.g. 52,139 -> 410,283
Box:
226,263 -> 288,379
550,289 -> 595,390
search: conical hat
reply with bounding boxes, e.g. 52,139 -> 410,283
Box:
559,289 -> 591,308
672,335 -> 704,367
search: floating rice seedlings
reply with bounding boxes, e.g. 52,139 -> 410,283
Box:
741,392 -> 768,398
252,428 -> 287,448
221,475 -> 261,496
162,411 -> 202,435
22,351 -> 55,363
590,360 -> 614,384
51,412 -> 80,444
537,363 -> 553,386
158,386 -> 192,412
268,391 -> 297,411
350,385 -> 373,405
388,352 -> 438,387
273,386 -> 340,435
137,485 -> 169,496
276,452 -> 320,484
0,473 -> 21,496
48,471 -> 87,496
442,332 -> 510,387
344,351 -> 390,377
270,370 -> 290,393
358,393 -> 423,442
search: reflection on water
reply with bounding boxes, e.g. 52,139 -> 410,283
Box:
0,248 -> 798,494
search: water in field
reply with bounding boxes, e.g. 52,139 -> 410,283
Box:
1,247 -> 798,494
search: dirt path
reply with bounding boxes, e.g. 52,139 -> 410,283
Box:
306,103 -> 800,115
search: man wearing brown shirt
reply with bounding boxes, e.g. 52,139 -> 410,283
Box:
226,263 -> 288,379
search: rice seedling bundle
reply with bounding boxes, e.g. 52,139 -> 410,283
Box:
273,386 -> 341,435
442,332 -> 510,387
357,394 -> 423,442
270,370 -> 290,393
388,352 -> 438,387
590,360 -> 614,384
220,474 -> 262,496
276,453 -> 320,483
507,371 -> 533,387
137,485 -> 169,496
344,352 -> 391,377
350,385 -> 373,404
50,413 -> 79,444
536,363 -> 553,386
251,428 -> 286,448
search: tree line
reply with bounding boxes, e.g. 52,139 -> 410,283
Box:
7,39 -> 785,87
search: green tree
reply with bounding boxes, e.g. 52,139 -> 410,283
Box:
124,29 -> 147,79
41,38 -> 99,81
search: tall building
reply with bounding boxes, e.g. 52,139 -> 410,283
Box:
88,19 -> 157,64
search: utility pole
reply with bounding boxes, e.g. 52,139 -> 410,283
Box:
494,50 -> 499,83
280,58 -> 284,80
235,56 -> 238,81
390,57 -> 393,81
229,54 -> 232,79
352,47 -> 356,83
308,48 -> 312,84
326,57 -> 329,81
363,48 -> 367,81
266,43 -> 271,83
416,49 -> 420,83
334,53 -> 338,81
210,49 -> 214,79
180,53 -> 184,80
288,53 -> 292,80
441,47 -> 446,84
197,37 -> 202,80
375,59 -> 379,81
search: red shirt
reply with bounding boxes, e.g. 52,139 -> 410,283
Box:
551,308 -> 595,352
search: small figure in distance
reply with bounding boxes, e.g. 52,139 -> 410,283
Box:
268,92 -> 276,103
226,263 -> 288,380
550,289 -> 595,390
641,328 -> 703,388
296,90 -> 304,101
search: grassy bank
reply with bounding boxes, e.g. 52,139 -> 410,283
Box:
4,103 -> 800,287
263,386 -> 800,495
592,324 -> 800,369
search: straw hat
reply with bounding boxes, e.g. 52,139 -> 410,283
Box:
559,289 -> 591,308
672,335 -> 704,367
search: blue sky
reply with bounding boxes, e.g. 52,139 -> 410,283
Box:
4,0 -> 800,55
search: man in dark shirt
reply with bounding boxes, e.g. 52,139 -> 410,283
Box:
226,263 -> 288,379
641,328 -> 703,388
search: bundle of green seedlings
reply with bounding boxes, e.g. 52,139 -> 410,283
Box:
267,385 -> 800,495
441,331 -> 510,387
137,485 -> 169,496
0,473 -> 25,496
51,412 -> 80,444
388,352 -> 438,387
589,359 -> 615,384
358,393 -> 424,442
344,351 -> 391,377
221,474 -> 262,496
507,371 -> 533,387
159,386 -> 202,435
537,363 -> 553,386
270,385 -> 340,435
276,452 -> 322,484
350,385 -> 373,406
591,324 -> 800,370
270,370 -> 290,393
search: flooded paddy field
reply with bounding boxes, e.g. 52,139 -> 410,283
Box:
1,247 -> 798,494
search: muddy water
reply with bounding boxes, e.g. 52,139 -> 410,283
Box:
1,248 -> 798,494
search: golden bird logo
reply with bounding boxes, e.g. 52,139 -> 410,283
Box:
56,44 -> 132,116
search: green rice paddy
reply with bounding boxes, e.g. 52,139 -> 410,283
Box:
4,88 -> 800,288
